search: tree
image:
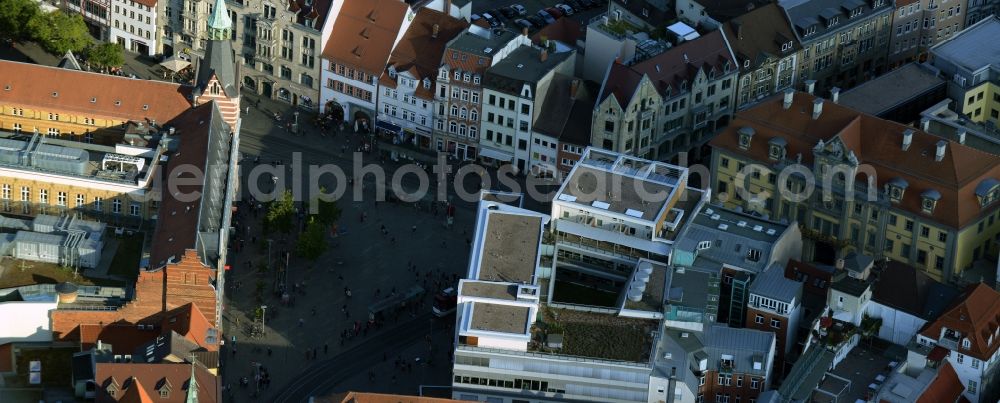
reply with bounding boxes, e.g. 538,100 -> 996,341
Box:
264,190 -> 296,234
0,0 -> 40,41
87,42 -> 124,72
296,217 -> 327,261
311,187 -> 342,226
28,10 -> 91,55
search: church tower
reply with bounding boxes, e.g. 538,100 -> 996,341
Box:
193,0 -> 240,129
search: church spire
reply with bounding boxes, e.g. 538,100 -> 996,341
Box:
207,0 -> 232,40
185,359 -> 199,403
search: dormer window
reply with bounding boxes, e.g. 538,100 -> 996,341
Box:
744,59 -> 750,68
873,0 -> 885,7
388,65 -> 397,79
746,248 -> 761,262
463,73 -> 471,82
828,16 -> 839,27
439,67 -> 448,79
454,70 -> 461,80
850,7 -> 862,18
887,177 -> 908,203
805,26 -> 817,36
681,80 -> 688,91
422,78 -> 431,89
963,338 -> 971,349
768,137 -> 787,160
921,189 -> 941,214
781,41 -> 792,52
975,178 -> 1000,207
697,241 -> 712,250
738,126 -> 755,150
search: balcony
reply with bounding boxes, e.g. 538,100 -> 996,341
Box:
254,50 -> 275,64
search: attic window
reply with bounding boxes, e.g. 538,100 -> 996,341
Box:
142,104 -> 149,111
850,7 -> 862,18
738,126 -> 755,150
422,78 -> 431,89
746,248 -> 761,262
781,42 -> 792,52
697,241 -> 712,250
114,100 -> 122,106
805,26 -> 817,36
769,144 -> 784,160
888,177 -> 908,203
963,338 -> 971,349
51,91 -> 58,97
90,97 -> 97,103
921,190 -> 941,214
743,59 -> 750,68
160,390 -> 169,398
827,16 -> 840,27
724,61 -> 731,73
3,85 -> 10,91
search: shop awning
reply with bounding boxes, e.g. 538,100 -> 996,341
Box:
375,120 -> 402,134
479,147 -> 513,161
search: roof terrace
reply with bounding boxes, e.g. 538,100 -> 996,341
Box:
531,307 -> 660,362
475,213 -> 542,284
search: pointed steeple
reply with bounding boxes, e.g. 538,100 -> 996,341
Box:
185,360 -> 199,403
207,0 -> 232,40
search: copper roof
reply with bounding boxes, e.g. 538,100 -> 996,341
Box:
379,8 -> 468,90
95,363 -> 219,403
0,60 -> 192,123
722,3 -> 800,71
710,92 -> 1000,229
321,0 -> 410,74
919,283 -> 1000,361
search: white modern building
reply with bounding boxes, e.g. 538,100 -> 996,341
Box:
109,0 -> 158,56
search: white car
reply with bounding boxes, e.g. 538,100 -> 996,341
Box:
511,4 -> 527,15
555,3 -> 574,15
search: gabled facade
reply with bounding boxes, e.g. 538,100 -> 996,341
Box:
723,3 -> 802,109
779,0 -> 894,94
887,0 -> 968,69
436,27 -> 528,162
913,283 -> 1000,403
376,8 -> 467,149
592,30 -> 738,163
192,0 -> 241,129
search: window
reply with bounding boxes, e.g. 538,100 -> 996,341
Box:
921,226 -> 930,238
76,194 -> 84,208
750,378 -> 759,389
771,318 -> 781,328
112,198 -> 122,214
57,192 -> 66,206
755,314 -> 764,324
968,380 -> 978,394
905,219 -> 914,232
938,232 -> 947,243
39,189 -> 47,204
130,203 -> 141,216
917,249 -> 927,265
20,187 -> 28,202
94,197 -> 103,211
0,185 -> 7,200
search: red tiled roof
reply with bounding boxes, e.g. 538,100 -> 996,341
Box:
118,378 -> 155,403
96,363 -> 218,403
160,303 -> 218,351
928,345 -> 949,361
916,361 -> 965,403
600,62 -> 646,106
379,8 -> 467,94
710,92 -> 1000,229
321,0 -> 410,74
83,323 -> 160,355
287,0 -> 331,27
0,60 -> 192,123
919,283 -> 1000,361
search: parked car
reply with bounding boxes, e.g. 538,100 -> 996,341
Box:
499,6 -> 517,18
566,0 -> 583,11
488,9 -> 506,20
470,13 -> 482,22
514,18 -> 532,29
527,15 -> 546,27
482,12 -> 502,27
511,4 -> 528,15
555,3 -> 574,15
578,0 -> 596,8
536,10 -> 557,24
544,7 -> 564,18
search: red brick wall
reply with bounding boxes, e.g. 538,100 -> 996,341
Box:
745,307 -> 789,372
51,249 -> 218,342
700,370 -> 766,402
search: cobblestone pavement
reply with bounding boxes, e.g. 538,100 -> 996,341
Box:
221,93 -> 480,402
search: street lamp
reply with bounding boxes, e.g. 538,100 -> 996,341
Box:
261,305 -> 267,336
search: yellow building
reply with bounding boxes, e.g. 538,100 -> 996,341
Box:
710,90 -> 1000,283
0,61 -> 196,227
929,16 -> 1000,126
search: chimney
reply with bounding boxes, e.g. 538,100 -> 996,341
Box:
570,79 -> 580,99
957,128 -> 967,144
522,27 -> 529,37
920,117 -> 930,131
835,259 -> 845,271
902,129 -> 914,151
445,0 -> 452,13
432,24 -> 440,38
56,282 -> 79,304
830,87 -> 840,104
540,49 -> 548,62
782,88 -> 794,109
805,79 -> 816,95
812,98 -> 824,119
935,140 -> 947,162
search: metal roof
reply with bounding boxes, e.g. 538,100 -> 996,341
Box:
930,16 -> 1000,73
749,262 -> 802,303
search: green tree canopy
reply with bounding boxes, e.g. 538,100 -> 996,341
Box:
264,190 -> 296,234
0,0 -> 41,41
28,10 -> 91,55
296,217 -> 327,261
87,42 -> 124,71
311,187 -> 341,226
